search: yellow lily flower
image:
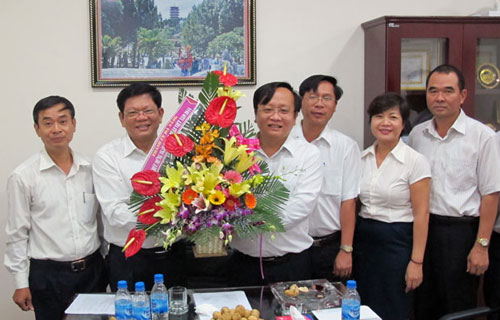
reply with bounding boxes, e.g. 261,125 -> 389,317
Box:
159,189 -> 181,212
235,152 -> 260,173
222,137 -> 248,165
229,181 -> 251,197
159,161 -> 185,193
217,87 -> 245,101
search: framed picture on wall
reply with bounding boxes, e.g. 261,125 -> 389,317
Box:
89,0 -> 256,87
400,50 -> 430,90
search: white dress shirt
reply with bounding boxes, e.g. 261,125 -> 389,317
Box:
291,124 -> 361,237
4,149 -> 101,289
359,139 -> 431,223
229,133 -> 322,257
92,135 -> 158,248
495,130 -> 500,233
409,110 -> 500,217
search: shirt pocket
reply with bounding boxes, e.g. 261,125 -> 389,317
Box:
79,192 -> 98,224
444,159 -> 477,192
322,168 -> 342,196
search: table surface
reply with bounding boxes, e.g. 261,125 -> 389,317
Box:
65,282 -> 346,320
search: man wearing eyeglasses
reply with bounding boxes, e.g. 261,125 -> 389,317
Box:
292,75 -> 361,281
93,83 -> 186,291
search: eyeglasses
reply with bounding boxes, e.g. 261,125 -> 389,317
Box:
306,95 -> 335,104
125,109 -> 156,119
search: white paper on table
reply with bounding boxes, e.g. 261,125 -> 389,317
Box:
312,305 -> 381,320
64,293 -> 115,315
192,291 -> 252,320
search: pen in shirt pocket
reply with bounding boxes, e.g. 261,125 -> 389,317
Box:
83,192 -> 86,203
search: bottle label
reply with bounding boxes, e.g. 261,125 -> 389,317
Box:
342,299 -> 360,320
152,297 -> 169,313
115,300 -> 132,319
133,305 -> 151,320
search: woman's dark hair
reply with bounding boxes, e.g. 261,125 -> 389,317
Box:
367,92 -> 410,136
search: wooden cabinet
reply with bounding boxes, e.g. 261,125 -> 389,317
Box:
362,16 -> 500,147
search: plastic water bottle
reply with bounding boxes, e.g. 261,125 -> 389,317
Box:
342,280 -> 361,320
133,281 -> 151,320
151,274 -> 169,320
115,280 -> 133,320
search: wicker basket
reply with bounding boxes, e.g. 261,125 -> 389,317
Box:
193,237 -> 228,258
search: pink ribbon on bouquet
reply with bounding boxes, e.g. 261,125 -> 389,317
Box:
142,96 -> 199,171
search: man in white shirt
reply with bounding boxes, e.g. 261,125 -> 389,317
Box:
4,96 -> 106,320
409,64 -> 500,319
293,75 -> 360,280
229,82 -> 322,286
93,83 -> 186,291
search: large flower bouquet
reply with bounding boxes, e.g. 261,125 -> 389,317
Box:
123,69 -> 288,258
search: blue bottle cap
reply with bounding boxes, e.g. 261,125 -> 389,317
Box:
135,281 -> 145,291
346,280 -> 357,289
117,280 -> 128,289
154,274 -> 164,283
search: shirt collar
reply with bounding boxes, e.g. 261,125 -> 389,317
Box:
295,121 -> 332,147
39,148 -> 90,172
257,133 -> 296,158
361,139 -> 405,164
123,135 -> 144,157
425,108 -> 466,138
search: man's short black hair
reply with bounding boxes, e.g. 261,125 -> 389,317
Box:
116,82 -> 162,113
253,82 -> 301,114
367,92 -> 410,136
33,96 -> 75,124
426,64 -> 465,91
299,74 -> 343,101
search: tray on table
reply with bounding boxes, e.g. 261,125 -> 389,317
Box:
270,279 -> 342,314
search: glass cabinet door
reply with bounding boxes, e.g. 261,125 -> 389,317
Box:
400,38 -> 448,129
474,38 -> 500,131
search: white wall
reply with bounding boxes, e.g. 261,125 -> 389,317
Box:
0,0 -> 495,318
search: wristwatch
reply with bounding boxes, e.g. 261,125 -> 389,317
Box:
476,237 -> 489,247
339,245 -> 353,253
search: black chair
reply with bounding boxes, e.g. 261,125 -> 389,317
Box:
439,306 -> 500,320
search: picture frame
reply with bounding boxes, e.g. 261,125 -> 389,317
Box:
400,38 -> 446,91
89,0 -> 256,87
400,50 -> 430,90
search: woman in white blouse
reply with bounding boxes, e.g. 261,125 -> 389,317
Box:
354,93 -> 431,320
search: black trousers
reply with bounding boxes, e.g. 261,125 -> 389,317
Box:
307,231 -> 342,282
485,231 -> 500,320
107,240 -> 187,292
353,217 -> 413,320
229,249 -> 312,287
29,250 -> 107,320
415,214 -> 480,320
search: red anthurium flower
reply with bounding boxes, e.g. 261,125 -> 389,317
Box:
131,170 -> 161,196
213,70 -> 238,87
123,229 -> 146,258
205,96 -> 237,128
137,196 -> 161,225
165,133 -> 194,157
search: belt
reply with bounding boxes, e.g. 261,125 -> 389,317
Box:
312,231 -> 341,247
430,214 -> 479,224
30,250 -> 101,273
236,250 -> 298,264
